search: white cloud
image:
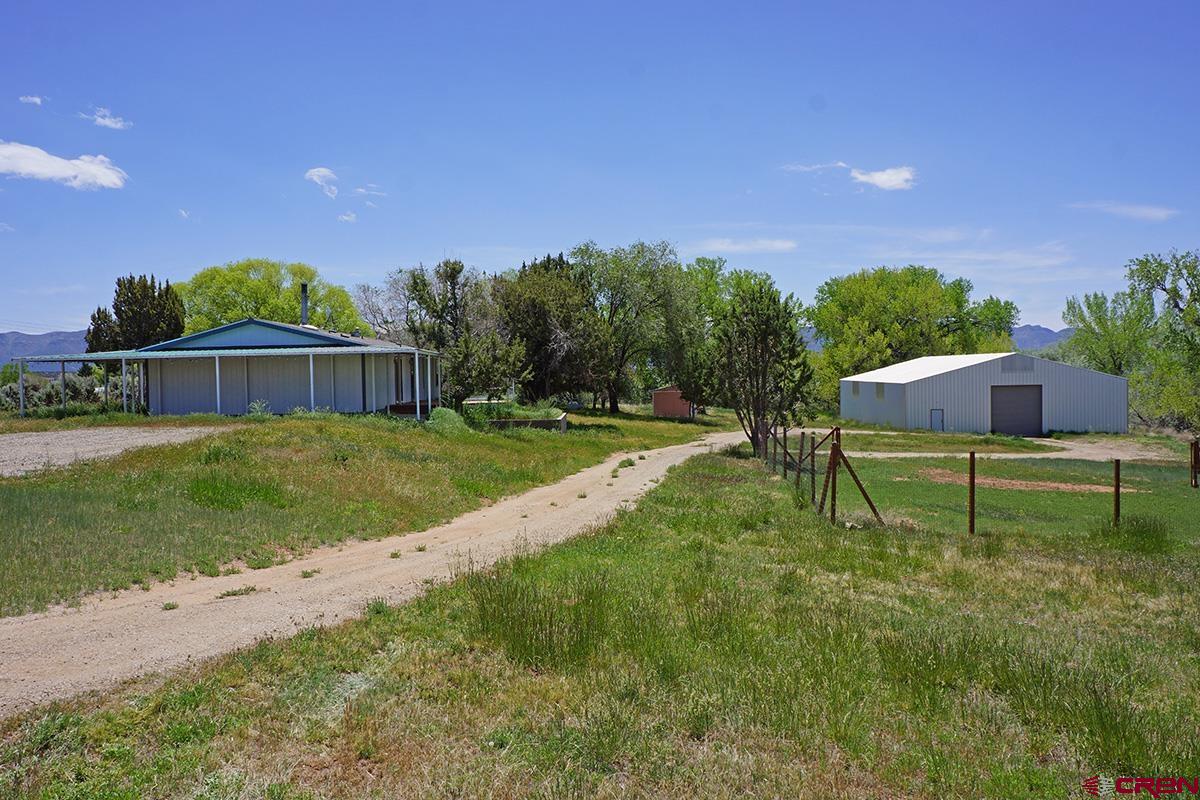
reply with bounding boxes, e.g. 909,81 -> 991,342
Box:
18,96 -> 42,106
780,161 -> 847,173
694,237 -> 797,254
0,222 -> 14,232
1068,201 -> 1178,222
781,160 -> 917,190
80,107 -> 132,130
364,200 -> 378,208
305,167 -> 338,199
354,184 -> 386,196
850,165 -> 916,191
338,211 -> 357,223
178,209 -> 189,219
0,140 -> 128,190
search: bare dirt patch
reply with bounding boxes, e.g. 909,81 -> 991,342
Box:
0,426 -> 227,477
914,467 -> 1139,494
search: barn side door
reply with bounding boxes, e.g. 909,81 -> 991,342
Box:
930,408 -> 945,431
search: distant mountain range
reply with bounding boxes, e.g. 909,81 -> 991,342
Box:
0,330 -> 88,372
1011,324 -> 1074,351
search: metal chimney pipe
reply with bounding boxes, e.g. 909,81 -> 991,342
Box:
300,282 -> 309,325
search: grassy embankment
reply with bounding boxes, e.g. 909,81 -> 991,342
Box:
2,445 -> 1197,798
0,408 -> 735,616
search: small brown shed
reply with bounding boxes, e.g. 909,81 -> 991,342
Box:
652,385 -> 695,419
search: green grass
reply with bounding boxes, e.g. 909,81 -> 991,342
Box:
815,454 -> 1196,544
0,409 -> 735,616
0,410 -> 239,434
836,430 -> 1058,453
3,447 -> 1197,798
216,585 -> 257,599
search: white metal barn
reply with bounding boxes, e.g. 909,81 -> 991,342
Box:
839,353 -> 1127,435
17,318 -> 442,418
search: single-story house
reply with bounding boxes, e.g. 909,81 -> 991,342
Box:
839,352 -> 1128,435
15,317 -> 442,418
652,385 -> 695,420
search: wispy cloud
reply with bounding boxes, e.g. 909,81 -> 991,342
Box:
780,161 -> 848,173
337,211 -> 357,223
364,200 -> 378,209
178,209 -> 189,220
692,237 -> 797,254
781,160 -> 917,191
354,184 -> 386,197
80,107 -> 132,130
850,165 -> 916,191
0,222 -> 14,233
0,140 -> 128,190
1068,201 -> 1178,222
305,167 -> 338,199
18,95 -> 42,106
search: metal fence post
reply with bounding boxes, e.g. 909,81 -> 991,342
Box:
968,451 -> 976,535
1113,459 -> 1121,527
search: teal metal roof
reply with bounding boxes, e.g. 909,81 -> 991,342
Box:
19,344 -> 436,362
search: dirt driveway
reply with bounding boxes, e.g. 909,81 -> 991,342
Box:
0,426 -> 226,477
0,430 -> 744,718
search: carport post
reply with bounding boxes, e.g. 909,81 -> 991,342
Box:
1113,459 -> 1121,527
308,353 -> 315,411
121,358 -> 128,413
968,451 -> 976,535
414,353 -> 422,421
426,353 -> 432,411
17,359 -> 24,417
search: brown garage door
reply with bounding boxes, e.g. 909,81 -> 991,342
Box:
990,385 -> 1043,436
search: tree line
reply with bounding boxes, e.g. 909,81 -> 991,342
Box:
26,244 -> 1194,438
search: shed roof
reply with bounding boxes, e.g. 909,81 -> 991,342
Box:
842,353 -> 1012,384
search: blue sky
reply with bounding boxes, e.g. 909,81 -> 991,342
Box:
1,1 -> 1197,332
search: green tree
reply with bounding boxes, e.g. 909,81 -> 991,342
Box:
0,362 -> 19,386
1061,291 -> 1155,376
177,259 -> 365,335
441,324 -> 530,410
712,272 -> 812,456
808,266 -> 1019,410
86,275 -> 184,351
494,253 -> 601,401
1126,249 -> 1200,431
660,257 -> 729,410
571,240 -> 679,413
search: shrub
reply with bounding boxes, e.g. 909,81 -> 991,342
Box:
427,407 -> 472,435
247,399 -> 272,418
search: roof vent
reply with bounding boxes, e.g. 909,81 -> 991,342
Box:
352,328 -> 362,338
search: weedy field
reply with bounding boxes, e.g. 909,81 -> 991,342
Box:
0,408 -> 735,616
2,445 -> 1196,799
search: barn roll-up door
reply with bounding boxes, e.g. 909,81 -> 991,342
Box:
990,385 -> 1042,436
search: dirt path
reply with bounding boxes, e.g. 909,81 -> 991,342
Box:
0,426 -> 226,476
0,430 -> 743,719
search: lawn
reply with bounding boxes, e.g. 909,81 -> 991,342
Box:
0,408 -> 736,616
3,447 -> 1196,798
0,410 -> 240,434
831,430 -> 1058,454
811,453 -> 1197,543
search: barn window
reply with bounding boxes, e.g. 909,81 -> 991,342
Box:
851,381 -> 860,396
875,383 -> 886,400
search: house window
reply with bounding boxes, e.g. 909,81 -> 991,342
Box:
851,381 -> 860,397
875,383 -> 886,400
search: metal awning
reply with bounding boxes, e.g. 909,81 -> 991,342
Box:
17,344 -> 437,363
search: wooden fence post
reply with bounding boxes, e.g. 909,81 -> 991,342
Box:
810,438 -> 818,505
795,432 -> 805,492
829,442 -> 839,525
782,427 -> 788,480
968,451 -> 976,536
1113,459 -> 1121,527
1191,440 -> 1199,489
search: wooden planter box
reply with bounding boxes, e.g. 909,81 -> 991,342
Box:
487,411 -> 568,434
